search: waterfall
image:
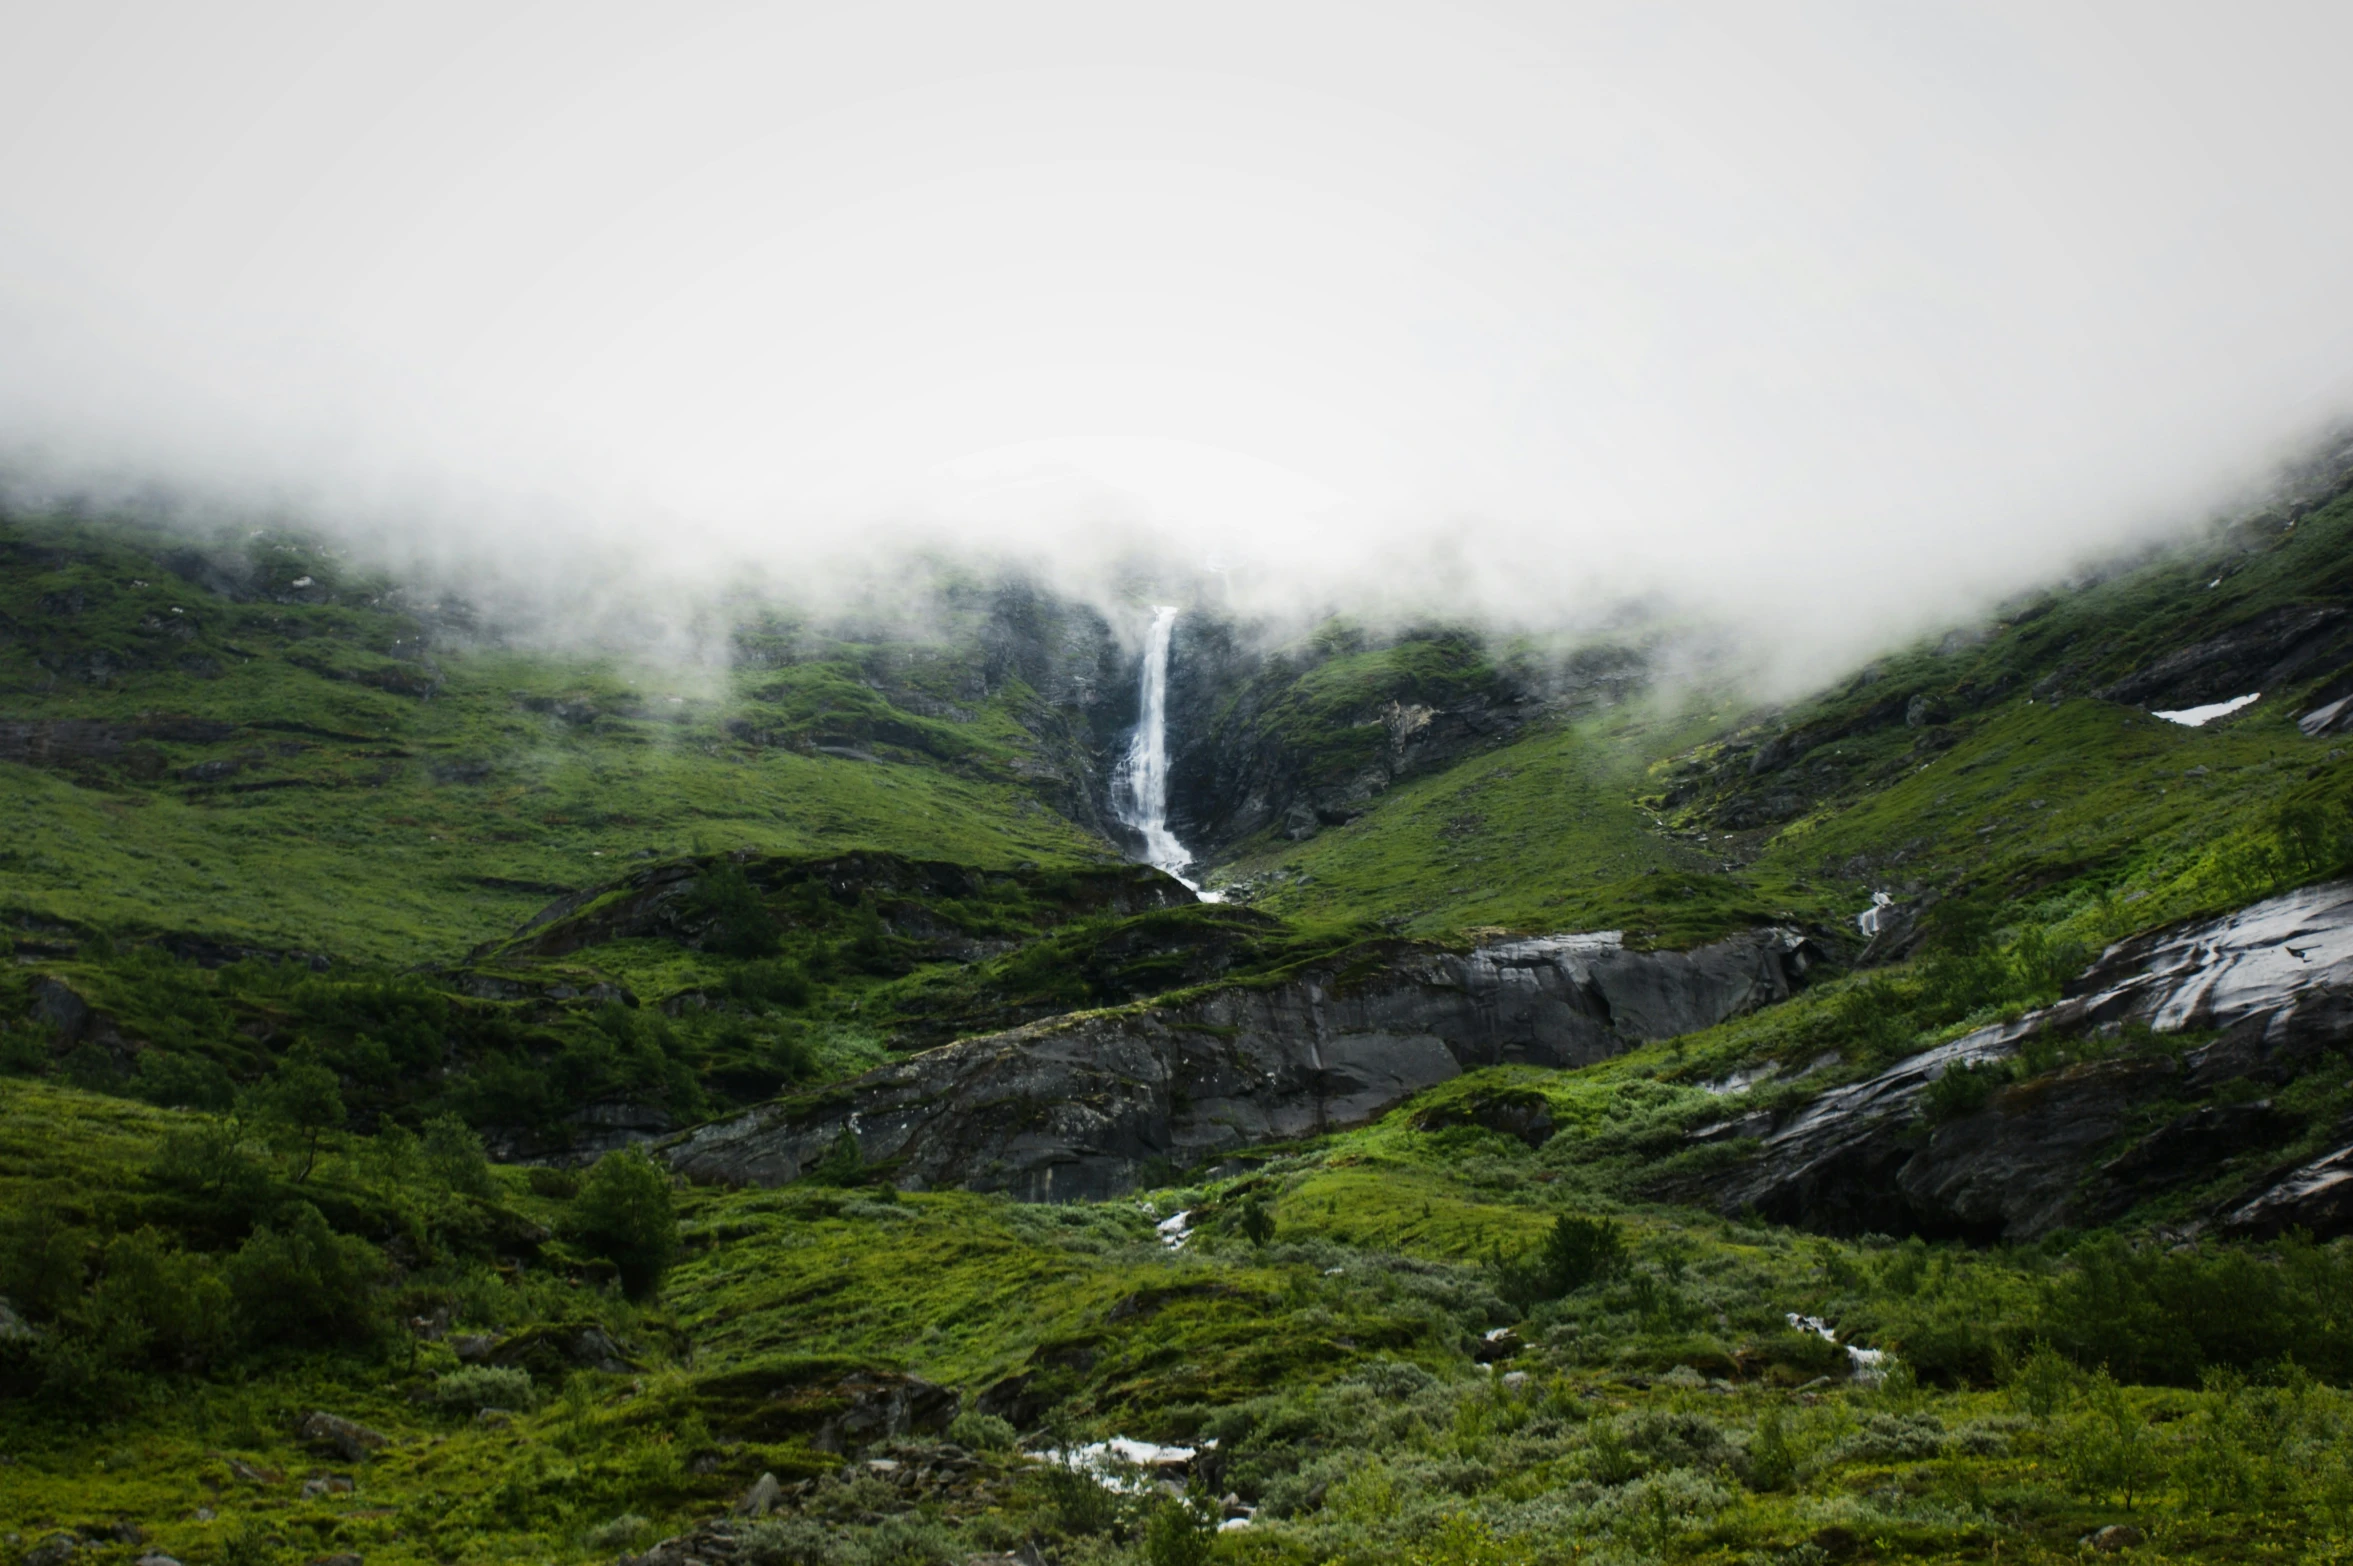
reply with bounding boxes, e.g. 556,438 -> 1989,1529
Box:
1113,605 -> 1206,889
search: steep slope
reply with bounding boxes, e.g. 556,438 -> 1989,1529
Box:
9,481 -> 2353,1565
1208,469 -> 2353,963
0,512 -> 1131,964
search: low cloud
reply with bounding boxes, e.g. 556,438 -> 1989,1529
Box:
4,2 -> 2352,688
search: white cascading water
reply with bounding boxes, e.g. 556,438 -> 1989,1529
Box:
1113,605 -> 1206,889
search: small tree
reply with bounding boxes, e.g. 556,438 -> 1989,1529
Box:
242,1044 -> 345,1182
566,1146 -> 679,1300
693,860 -> 780,958
151,1117 -> 272,1221
1237,1193 -> 1277,1248
1748,1403 -> 1796,1491
421,1112 -> 495,1197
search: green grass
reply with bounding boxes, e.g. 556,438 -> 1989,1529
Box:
1214,489 -> 2353,960
9,492 -> 2353,1563
8,1064 -> 2353,1564
0,516 -> 1113,967
1222,703 -> 1764,946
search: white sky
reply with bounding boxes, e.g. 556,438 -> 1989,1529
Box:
4,2 -> 2353,673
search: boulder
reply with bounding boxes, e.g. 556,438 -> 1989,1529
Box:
811,1373 -> 960,1453
24,1534 -> 80,1566
296,1411 -> 388,1463
734,1471 -> 780,1518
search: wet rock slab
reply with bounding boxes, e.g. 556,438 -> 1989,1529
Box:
1711,879 -> 2353,1239
666,926 -> 1821,1200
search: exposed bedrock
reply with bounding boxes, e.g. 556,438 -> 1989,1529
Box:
1709,879 -> 2353,1241
664,927 -> 1823,1201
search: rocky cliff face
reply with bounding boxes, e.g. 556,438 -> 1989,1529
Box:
663,925 -> 1822,1200
1706,880 -> 2353,1240
1158,615 -> 1647,858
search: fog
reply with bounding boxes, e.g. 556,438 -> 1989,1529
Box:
5,2 -> 2353,687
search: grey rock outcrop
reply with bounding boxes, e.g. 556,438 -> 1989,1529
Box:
666,926 -> 1821,1200
1711,879 -> 2353,1238
1156,615 -> 1652,858
2098,604 -> 2351,711
2223,1140 -> 2353,1237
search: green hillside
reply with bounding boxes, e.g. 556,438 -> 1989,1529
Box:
1232,485 -> 2353,962
5,493 -> 2353,1565
0,515 -> 1113,965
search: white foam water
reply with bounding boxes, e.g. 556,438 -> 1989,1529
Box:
1113,605 -> 1212,893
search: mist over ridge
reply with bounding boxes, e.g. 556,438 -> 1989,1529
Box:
6,3 -> 2353,700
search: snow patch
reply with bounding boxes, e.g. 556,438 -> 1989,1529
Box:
2154,692 -> 2259,727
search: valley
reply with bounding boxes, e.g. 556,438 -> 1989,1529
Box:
3,477 -> 2353,1566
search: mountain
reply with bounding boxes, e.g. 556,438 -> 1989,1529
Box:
4,471 -> 2353,1564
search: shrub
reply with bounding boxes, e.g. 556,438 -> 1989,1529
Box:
2010,1339 -> 2075,1422
725,959 -> 810,1011
565,1147 -> 679,1300
949,1410 -> 1019,1451
528,1166 -> 582,1200
227,1202 -> 385,1350
587,1516 -> 655,1553
808,1129 -> 867,1188
2036,1233 -> 2353,1385
435,1364 -> 536,1412
693,860 -> 780,958
74,1228 -> 233,1372
1237,1194 -> 1277,1248
0,1209 -> 90,1320
2176,1370 -> 2262,1513
1922,1060 -> 2004,1122
1035,1454 -> 1123,1535
0,1023 -> 48,1076
2053,1368 -> 2160,1509
1747,1404 -> 1795,1491
1141,1496 -> 1217,1566
133,1049 -> 236,1111
1404,1511 -> 1531,1565
423,1112 -> 496,1197
149,1119 -> 273,1223
1495,1214 -> 1626,1311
